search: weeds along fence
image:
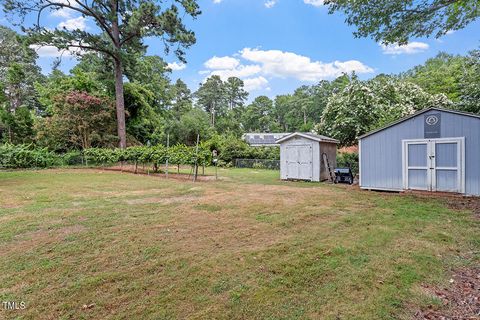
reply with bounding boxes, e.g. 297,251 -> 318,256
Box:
0,144 -> 212,172
235,158 -> 280,170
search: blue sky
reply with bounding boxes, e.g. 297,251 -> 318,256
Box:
2,0 -> 479,100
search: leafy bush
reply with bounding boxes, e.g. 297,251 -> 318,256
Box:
83,144 -> 211,167
252,162 -> 266,169
204,134 -> 279,166
0,143 -> 213,170
0,144 -> 60,168
61,150 -> 83,166
337,152 -> 359,176
83,148 -> 120,165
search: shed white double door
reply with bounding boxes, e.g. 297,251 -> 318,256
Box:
403,138 -> 465,193
286,144 -> 313,180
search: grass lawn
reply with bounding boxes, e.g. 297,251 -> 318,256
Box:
0,168 -> 478,319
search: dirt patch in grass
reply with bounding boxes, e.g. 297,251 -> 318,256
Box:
125,195 -> 199,205
401,191 -> 480,219
103,165 -> 216,181
0,202 -> 24,209
58,225 -> 86,235
133,183 -> 342,260
1,224 -> 87,257
445,197 -> 480,219
414,267 -> 480,319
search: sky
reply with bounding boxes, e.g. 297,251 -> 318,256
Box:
1,0 -> 480,100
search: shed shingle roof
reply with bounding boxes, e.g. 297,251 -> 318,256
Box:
359,107 -> 480,140
244,133 -> 290,146
276,132 -> 339,144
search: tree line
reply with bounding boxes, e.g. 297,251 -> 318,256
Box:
1,24 -> 479,150
1,0 -> 479,151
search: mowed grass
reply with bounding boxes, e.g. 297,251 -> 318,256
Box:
0,168 -> 478,320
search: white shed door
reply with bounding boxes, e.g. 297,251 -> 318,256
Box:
403,138 -> 464,193
285,144 -> 313,180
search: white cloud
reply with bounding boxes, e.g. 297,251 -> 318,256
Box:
210,64 -> 262,79
265,0 -> 277,8
167,62 -> 187,71
213,0 -> 223,3
204,56 -> 240,70
201,47 -> 373,92
29,44 -> 82,58
304,0 -> 324,7
58,16 -> 86,31
51,7 -> 73,18
380,42 -> 429,55
240,48 -> 373,81
244,76 -> 269,91
49,0 -> 81,18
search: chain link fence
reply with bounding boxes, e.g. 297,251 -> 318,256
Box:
234,159 -> 280,170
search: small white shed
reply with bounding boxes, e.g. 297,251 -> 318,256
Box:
277,132 -> 339,182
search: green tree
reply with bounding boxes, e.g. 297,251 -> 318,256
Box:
273,95 -> 293,132
4,0 -> 200,148
74,53 -> 173,112
164,108 -> 212,145
224,77 -> 248,110
403,52 -> 466,101
36,69 -> 108,115
291,86 -> 315,129
128,55 -> 172,111
243,96 -> 275,132
0,26 -> 43,112
270,75 -> 351,133
123,82 -> 164,145
195,75 -> 225,127
215,109 -> 244,137
317,77 -> 452,146
72,53 -> 115,93
325,0 -> 480,44
318,78 -> 381,146
170,79 -> 193,119
0,105 -> 35,144
36,91 -> 116,151
460,49 -> 480,113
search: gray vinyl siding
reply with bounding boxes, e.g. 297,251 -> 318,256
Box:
360,110 -> 480,195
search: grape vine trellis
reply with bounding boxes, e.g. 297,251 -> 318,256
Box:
0,144 -> 212,171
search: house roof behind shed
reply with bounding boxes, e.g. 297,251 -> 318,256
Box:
359,107 -> 480,140
244,133 -> 290,146
276,132 -> 339,144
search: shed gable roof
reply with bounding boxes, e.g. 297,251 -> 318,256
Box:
276,132 -> 339,144
244,133 -> 290,146
359,107 -> 480,140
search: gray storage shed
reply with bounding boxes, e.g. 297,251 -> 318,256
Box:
277,132 -> 338,182
359,107 -> 480,196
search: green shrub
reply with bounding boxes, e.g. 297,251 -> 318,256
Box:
0,144 -> 213,170
0,144 -> 60,168
204,134 -> 280,166
84,148 -> 119,165
337,152 -> 359,175
252,162 -> 266,169
61,151 -> 83,166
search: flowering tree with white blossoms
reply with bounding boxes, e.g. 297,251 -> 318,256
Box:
316,76 -> 452,146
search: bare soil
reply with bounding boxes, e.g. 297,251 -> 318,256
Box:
415,268 -> 480,320
445,197 -> 480,219
99,164 -> 216,181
